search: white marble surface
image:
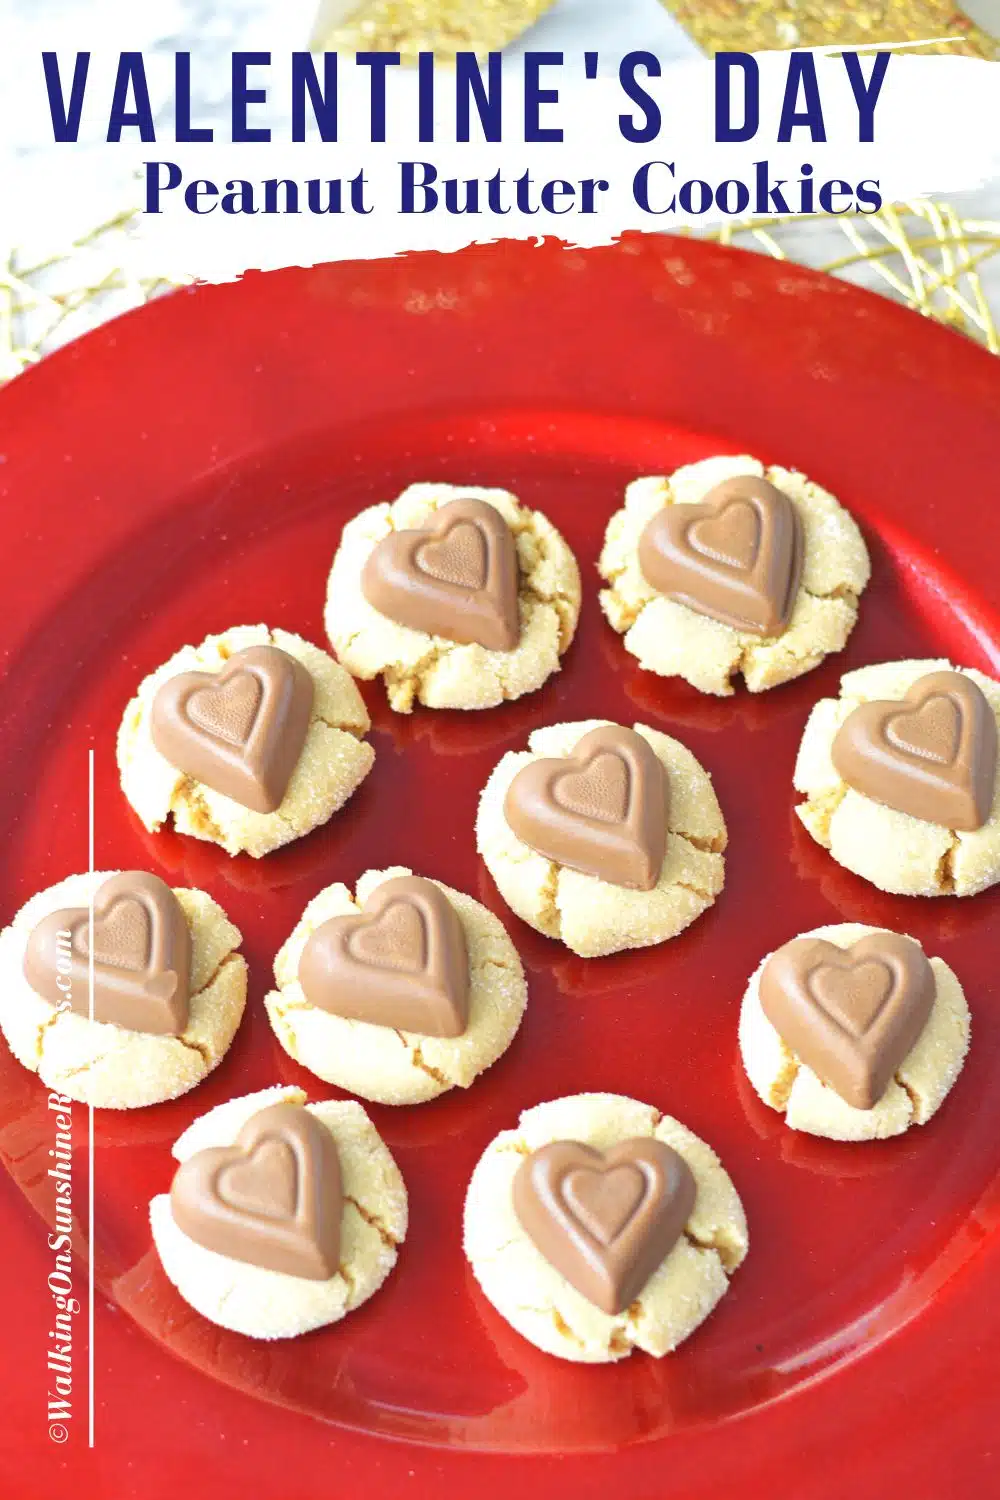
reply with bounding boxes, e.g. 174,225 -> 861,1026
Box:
2,0 -> 699,247
4,0 -> 696,156
2,0 -> 999,356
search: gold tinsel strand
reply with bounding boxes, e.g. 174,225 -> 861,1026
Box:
2,200 -> 998,386
0,214 -> 194,384
5,0 -> 1000,379
697,201 -> 1000,353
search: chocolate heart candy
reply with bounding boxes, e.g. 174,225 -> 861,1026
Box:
361,498 -> 520,652
298,876 -> 469,1037
23,871 -> 191,1035
513,1139 -> 696,1315
759,932 -> 936,1110
638,475 -> 803,637
503,725 -> 668,890
170,1102 -> 342,1280
151,644 -> 314,815
831,670 -> 998,832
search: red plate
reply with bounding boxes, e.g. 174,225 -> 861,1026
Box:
1,236 -> 999,1498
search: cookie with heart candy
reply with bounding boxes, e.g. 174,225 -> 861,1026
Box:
795,658 -> 1000,896
325,483 -> 581,713
264,866 -> 528,1105
150,1085 -> 407,1339
598,455 -> 870,696
739,923 -> 970,1141
476,719 -> 727,957
463,1093 -> 747,1363
117,624 -> 375,858
0,869 -> 247,1108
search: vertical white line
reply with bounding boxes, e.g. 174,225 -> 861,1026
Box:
88,748 -> 95,1450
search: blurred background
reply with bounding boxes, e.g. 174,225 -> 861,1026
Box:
3,0 -> 1000,376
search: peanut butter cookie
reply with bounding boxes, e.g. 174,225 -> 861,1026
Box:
151,1085 -> 407,1339
476,720 -> 726,957
118,624 -> 374,858
265,866 -> 527,1105
795,659 -> 1000,896
739,923 -> 970,1140
0,870 -> 247,1108
326,484 -> 581,713
464,1093 -> 747,1363
599,456 -> 869,696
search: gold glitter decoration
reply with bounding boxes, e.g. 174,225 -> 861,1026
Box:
659,0 -> 998,56
1,211 -> 192,384
310,0 -> 556,61
699,200 -> 1000,352
2,200 -> 998,386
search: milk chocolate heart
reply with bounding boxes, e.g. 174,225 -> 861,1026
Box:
170,1102 -> 342,1280
151,645 -> 314,814
759,932 -> 936,1110
22,871 -> 191,1035
361,498 -> 520,652
513,1139 -> 696,1315
831,670 -> 998,832
503,725 -> 668,890
638,476 -> 803,637
297,876 -> 469,1037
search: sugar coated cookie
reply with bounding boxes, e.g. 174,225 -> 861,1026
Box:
118,624 -> 375,858
151,1085 -> 407,1339
598,456 -> 870,696
794,659 -> 1000,896
265,866 -> 528,1105
464,1093 -> 747,1363
325,483 -> 581,713
476,720 -> 726,957
739,923 -> 970,1140
0,870 -> 247,1108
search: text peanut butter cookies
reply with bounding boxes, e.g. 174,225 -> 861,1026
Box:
326,483 -> 581,713
598,456 -> 870,696
464,1093 -> 747,1363
476,720 -> 726,957
118,624 -> 375,858
151,1085 -> 407,1339
739,924 -> 970,1140
265,867 -> 528,1104
795,659 -> 1000,896
0,870 -> 247,1108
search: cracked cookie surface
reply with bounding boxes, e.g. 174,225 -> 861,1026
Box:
150,1085 -> 407,1339
598,456 -> 870,696
117,624 -> 375,858
0,871 -> 247,1108
739,923 -> 970,1141
476,720 -> 727,957
794,659 -> 1000,896
265,866 -> 528,1105
325,483 -> 581,713
464,1093 -> 747,1363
